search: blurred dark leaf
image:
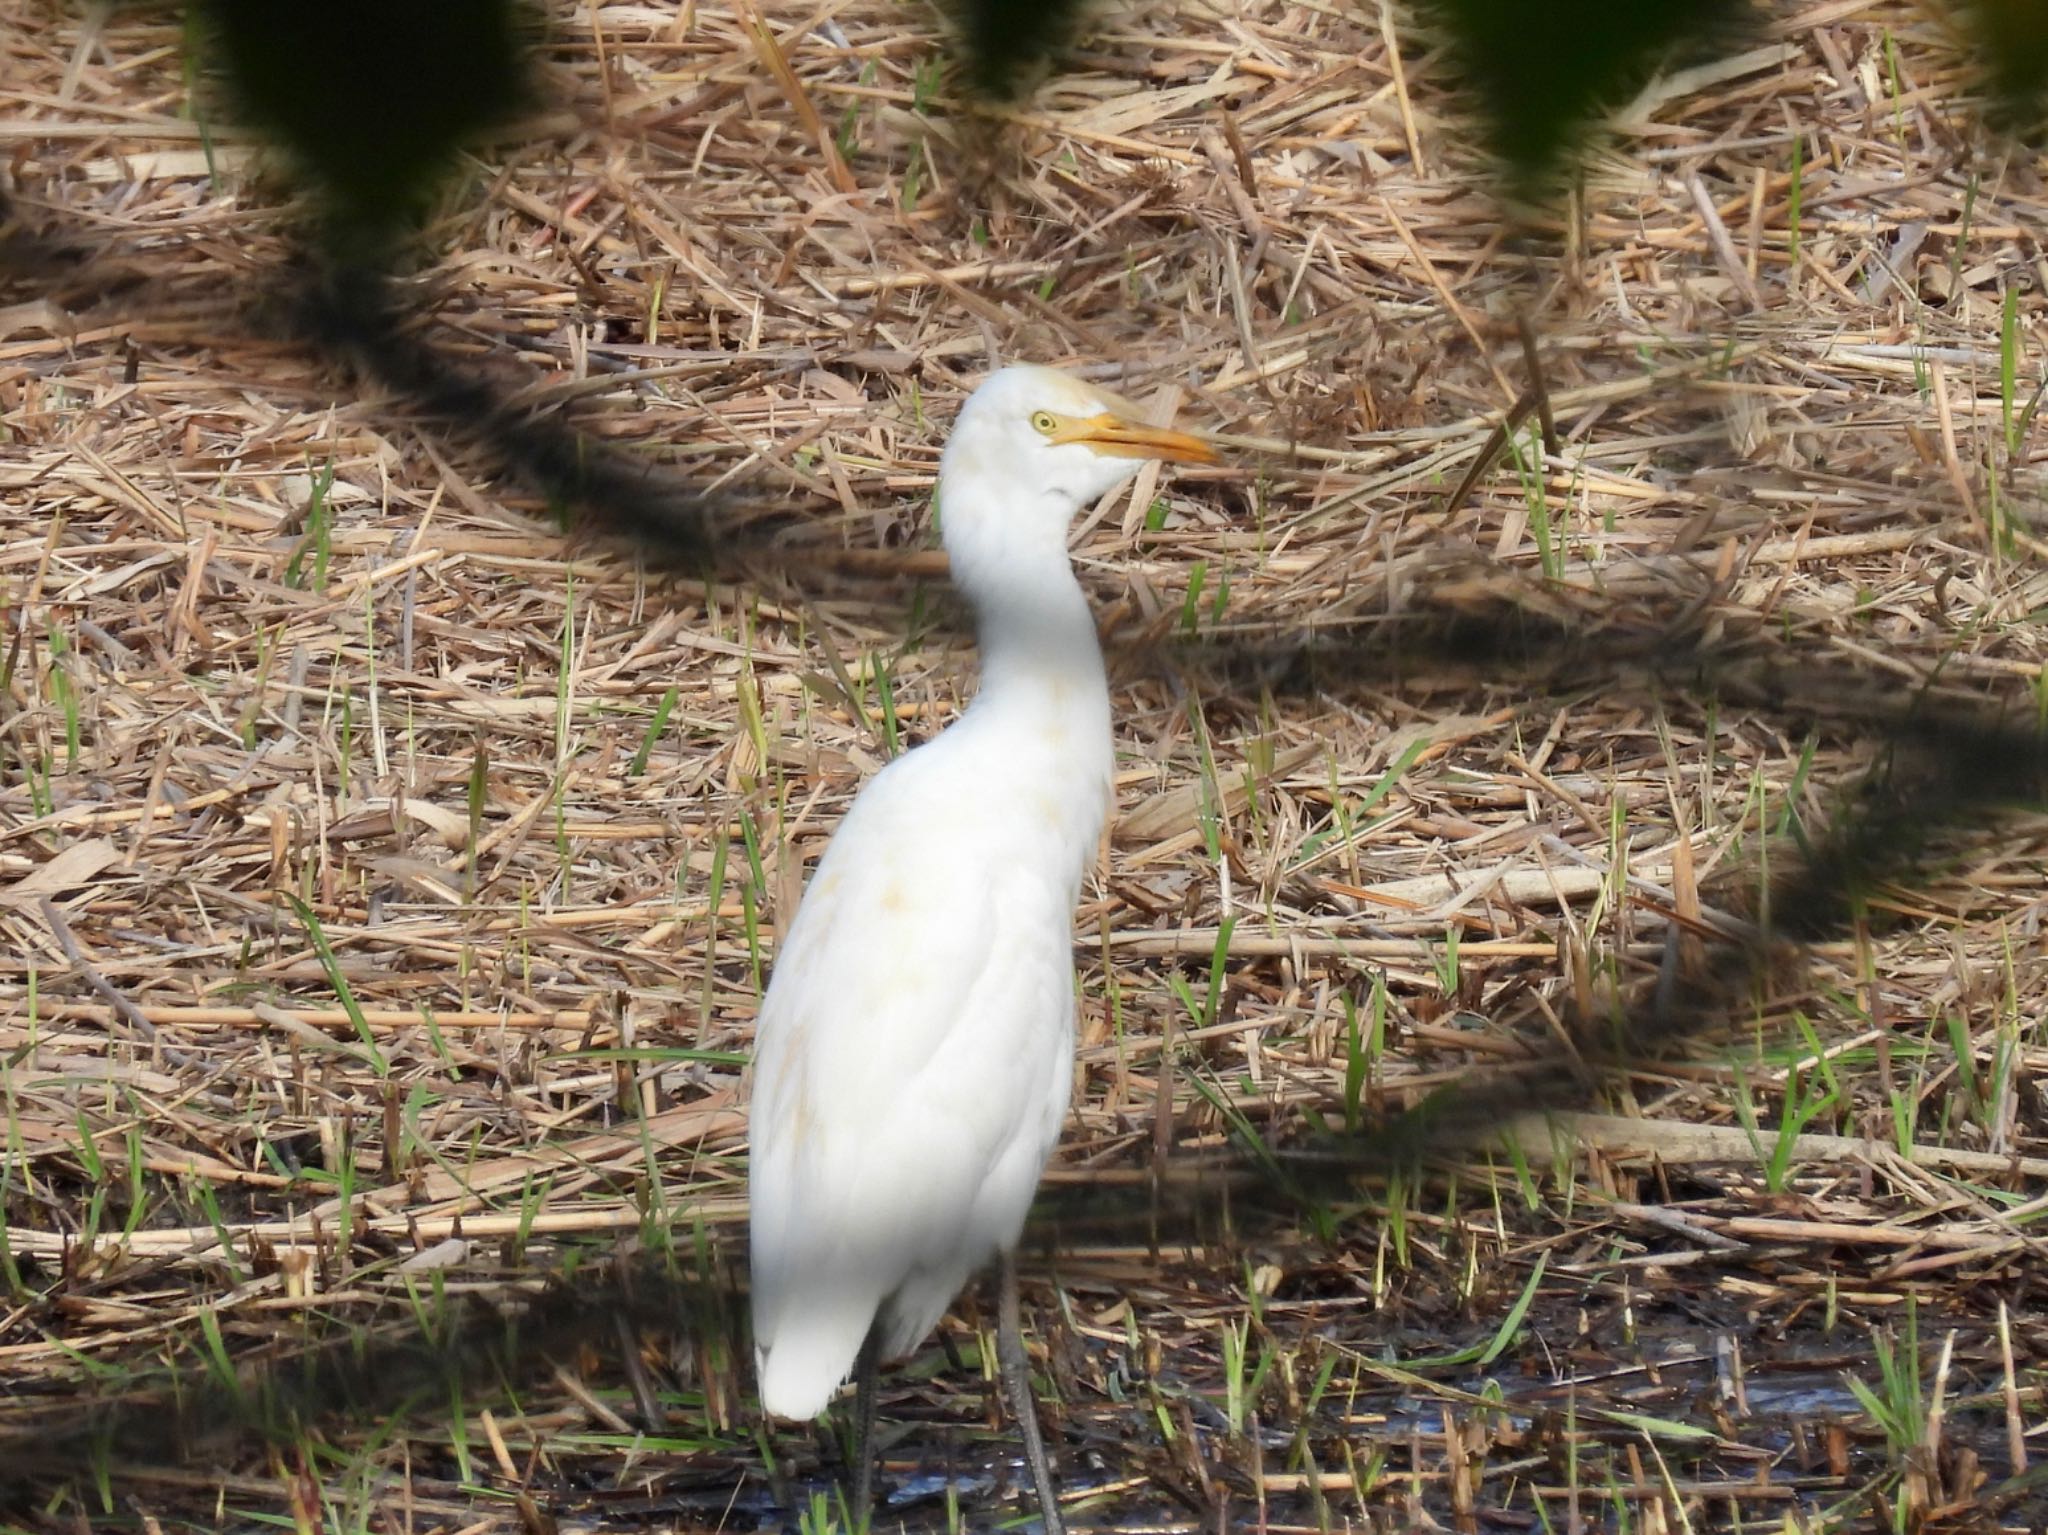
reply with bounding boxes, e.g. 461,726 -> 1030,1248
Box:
1961,0 -> 2048,129
191,0 -> 533,237
940,0 -> 1100,97
1408,0 -> 1757,189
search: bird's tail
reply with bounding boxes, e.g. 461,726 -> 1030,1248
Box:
755,1290 -> 876,1420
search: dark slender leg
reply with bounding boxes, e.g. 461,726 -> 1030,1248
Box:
997,1249 -> 1066,1535
851,1324 -> 882,1529
610,1317 -> 659,1429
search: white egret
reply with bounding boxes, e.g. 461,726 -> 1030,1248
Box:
747,364 -> 1214,1531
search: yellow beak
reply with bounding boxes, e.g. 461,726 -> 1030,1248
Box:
1051,410 -> 1218,466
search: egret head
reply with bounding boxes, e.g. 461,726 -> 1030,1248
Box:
937,364 -> 1214,582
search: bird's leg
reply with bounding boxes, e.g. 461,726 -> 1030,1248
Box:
997,1249 -> 1067,1535
850,1323 -> 882,1530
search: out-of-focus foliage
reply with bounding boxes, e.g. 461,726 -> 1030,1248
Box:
1407,0 -> 1756,189
172,0 -> 2048,223
1962,0 -> 2048,128
190,0 -> 532,238
935,0 -> 1750,166
943,0 -> 2048,192
936,0 -> 1095,97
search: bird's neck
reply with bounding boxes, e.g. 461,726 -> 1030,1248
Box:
940,480 -> 1116,881
970,572 -> 1107,712
945,509 -> 1113,786
960,564 -> 1113,863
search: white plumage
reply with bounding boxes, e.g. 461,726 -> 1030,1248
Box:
747,365 -> 1214,1440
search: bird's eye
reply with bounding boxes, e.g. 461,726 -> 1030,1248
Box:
1029,410 -> 1059,435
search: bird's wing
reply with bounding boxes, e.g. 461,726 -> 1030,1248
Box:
747,760 -> 1076,1405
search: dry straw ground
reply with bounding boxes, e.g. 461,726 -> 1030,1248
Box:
1,0 -> 2046,1530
